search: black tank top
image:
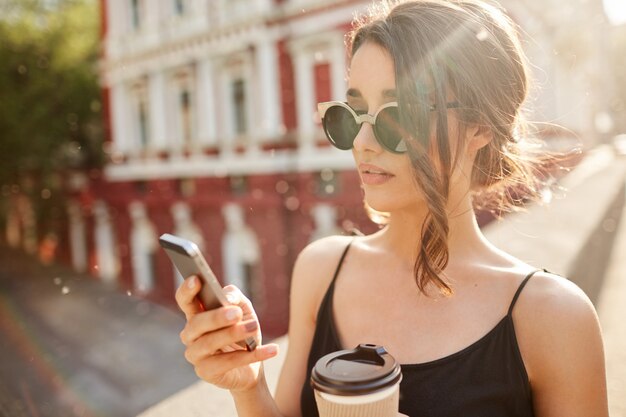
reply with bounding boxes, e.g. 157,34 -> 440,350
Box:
300,241 -> 543,417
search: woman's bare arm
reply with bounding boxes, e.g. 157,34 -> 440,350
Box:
515,271 -> 609,417
273,236 -> 354,417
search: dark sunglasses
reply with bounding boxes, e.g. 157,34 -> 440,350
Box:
317,101 -> 460,153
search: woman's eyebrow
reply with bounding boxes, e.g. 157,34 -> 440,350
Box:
346,88 -> 361,99
346,88 -> 397,99
382,89 -> 397,99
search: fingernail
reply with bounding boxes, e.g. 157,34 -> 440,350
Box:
225,308 -> 239,321
265,344 -> 277,355
244,320 -> 258,333
225,292 -> 237,304
187,277 -> 196,289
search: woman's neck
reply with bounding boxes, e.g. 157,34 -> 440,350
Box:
377,195 -> 490,270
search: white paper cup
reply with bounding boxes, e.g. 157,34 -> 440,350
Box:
311,344 -> 402,417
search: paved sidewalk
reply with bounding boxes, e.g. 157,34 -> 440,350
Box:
597,179 -> 626,417
0,247 -> 198,417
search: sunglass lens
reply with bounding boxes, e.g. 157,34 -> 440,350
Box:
375,106 -> 406,153
323,105 -> 359,150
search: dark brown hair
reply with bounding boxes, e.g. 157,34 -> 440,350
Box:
350,0 -> 548,295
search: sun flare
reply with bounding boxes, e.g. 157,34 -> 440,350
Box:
604,0 -> 626,25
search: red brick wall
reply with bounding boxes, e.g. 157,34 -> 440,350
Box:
314,62 -> 332,104
278,40 -> 297,133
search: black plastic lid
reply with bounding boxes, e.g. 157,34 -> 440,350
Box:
310,344 -> 402,396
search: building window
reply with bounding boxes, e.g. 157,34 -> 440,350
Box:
130,0 -> 141,30
138,99 -> 149,148
230,175 -> 248,195
174,0 -> 185,15
171,70 -> 196,149
242,263 -> 257,304
177,178 -> 195,197
179,88 -> 192,144
314,62 -> 332,104
132,81 -> 149,151
222,203 -> 261,305
232,78 -> 247,136
135,180 -> 148,194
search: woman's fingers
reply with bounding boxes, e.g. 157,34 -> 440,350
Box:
222,285 -> 242,305
194,344 -> 279,382
184,319 -> 259,362
223,285 -> 257,321
180,304 -> 243,345
222,285 -> 262,348
174,281 -> 272,391
175,276 -> 204,320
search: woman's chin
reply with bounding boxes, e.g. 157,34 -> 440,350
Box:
363,197 -> 404,218
363,201 -> 391,225
364,190 -> 422,210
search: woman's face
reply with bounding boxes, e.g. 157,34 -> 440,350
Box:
347,42 -> 425,214
347,42 -> 473,216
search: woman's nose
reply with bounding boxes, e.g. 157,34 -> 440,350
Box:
352,122 -> 383,153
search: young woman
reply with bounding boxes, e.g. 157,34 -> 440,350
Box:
175,1 -> 608,416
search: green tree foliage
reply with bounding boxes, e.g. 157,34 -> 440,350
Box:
0,0 -> 103,189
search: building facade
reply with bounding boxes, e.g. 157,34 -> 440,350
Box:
91,0 -> 378,338
3,0 -> 611,339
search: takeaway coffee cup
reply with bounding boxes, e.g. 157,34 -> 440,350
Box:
310,344 -> 402,417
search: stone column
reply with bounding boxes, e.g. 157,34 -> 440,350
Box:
310,203 -> 341,243
144,1 -> 159,31
292,51 -> 316,152
111,82 -> 131,153
166,75 -> 184,158
255,37 -> 283,141
244,54 -> 260,155
106,0 -> 121,38
330,38 -> 347,101
255,0 -> 271,14
93,200 -> 119,285
109,0 -> 128,36
129,201 -> 157,293
189,0 -> 205,16
196,57 -> 218,147
148,71 -> 168,152
218,64 -> 235,157
221,203 -> 260,297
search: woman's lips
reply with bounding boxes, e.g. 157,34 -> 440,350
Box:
359,163 -> 395,185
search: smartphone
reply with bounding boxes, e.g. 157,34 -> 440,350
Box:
158,233 -> 257,351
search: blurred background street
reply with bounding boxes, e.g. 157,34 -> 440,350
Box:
0,246 -> 197,417
1,0 -> 626,416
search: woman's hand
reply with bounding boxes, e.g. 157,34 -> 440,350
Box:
175,276 -> 279,392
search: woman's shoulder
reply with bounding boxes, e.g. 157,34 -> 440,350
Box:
292,235 -> 356,289
515,269 -> 597,325
512,269 -> 603,382
290,235 -> 357,318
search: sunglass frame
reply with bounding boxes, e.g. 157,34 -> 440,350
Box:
317,101 -> 406,153
317,100 -> 461,153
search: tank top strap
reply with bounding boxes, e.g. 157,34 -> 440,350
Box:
507,268 -> 547,316
329,239 -> 354,287
313,238 -> 355,331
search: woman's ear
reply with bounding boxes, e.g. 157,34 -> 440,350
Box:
466,123 -> 492,154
